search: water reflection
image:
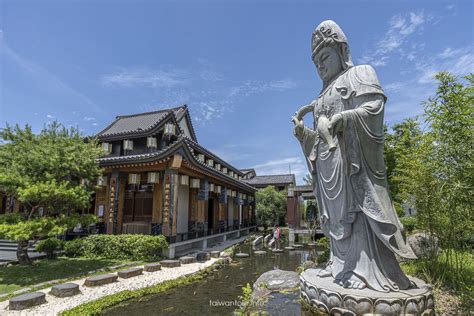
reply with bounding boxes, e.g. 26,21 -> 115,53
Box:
103,241 -> 318,316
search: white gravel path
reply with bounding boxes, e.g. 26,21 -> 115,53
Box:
1,258 -> 217,316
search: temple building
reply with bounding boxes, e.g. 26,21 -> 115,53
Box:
241,170 -> 295,191
93,105 -> 256,253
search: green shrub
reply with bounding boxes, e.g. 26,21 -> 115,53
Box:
76,234 -> 167,260
36,237 -> 63,259
316,236 -> 330,264
400,216 -> 418,235
64,238 -> 86,257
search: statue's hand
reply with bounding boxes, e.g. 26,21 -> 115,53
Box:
292,116 -> 305,140
329,113 -> 343,135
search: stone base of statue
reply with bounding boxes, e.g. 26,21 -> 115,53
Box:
300,268 -> 434,315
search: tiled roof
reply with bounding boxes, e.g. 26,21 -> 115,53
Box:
97,136 -> 256,192
240,168 -> 255,175
245,174 -> 295,186
97,105 -> 186,138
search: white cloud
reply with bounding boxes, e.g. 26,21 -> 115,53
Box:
416,47 -> 474,84
83,116 -> 96,122
384,45 -> 474,123
46,114 -> 55,119
102,68 -> 186,88
103,61 -> 298,124
359,11 -> 427,66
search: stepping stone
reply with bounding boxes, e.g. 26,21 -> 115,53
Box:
293,244 -> 303,248
118,267 -> 143,279
307,243 -> 317,247
235,252 -> 250,258
272,249 -> 284,253
9,292 -> 46,310
144,263 -> 161,272
84,273 -> 118,287
179,256 -> 197,264
210,251 -> 220,258
284,246 -> 295,250
50,283 -> 80,297
254,250 -> 267,255
160,260 -> 181,268
196,252 -> 210,262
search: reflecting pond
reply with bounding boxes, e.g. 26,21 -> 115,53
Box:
103,241 -> 321,316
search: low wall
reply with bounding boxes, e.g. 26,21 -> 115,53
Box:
164,226 -> 256,258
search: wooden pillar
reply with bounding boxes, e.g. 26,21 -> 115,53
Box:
116,174 -> 126,234
152,181 -> 163,223
162,169 -> 178,237
107,170 -> 121,234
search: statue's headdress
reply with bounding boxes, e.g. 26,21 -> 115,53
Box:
312,20 -> 353,70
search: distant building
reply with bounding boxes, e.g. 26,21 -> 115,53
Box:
241,171 -> 295,191
93,105 -> 256,251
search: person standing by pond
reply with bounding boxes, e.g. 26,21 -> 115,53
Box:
273,225 -> 281,250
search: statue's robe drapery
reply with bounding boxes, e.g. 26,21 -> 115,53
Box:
299,65 -> 416,292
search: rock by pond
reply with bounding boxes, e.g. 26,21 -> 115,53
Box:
252,269 -> 300,299
144,263 -> 161,272
196,252 -> 210,262
118,267 -> 143,279
252,236 -> 263,246
179,256 -> 197,264
50,283 -> 80,297
9,292 -> 46,310
254,250 -> 267,255
160,260 -> 181,268
84,274 -> 118,287
235,253 -> 250,258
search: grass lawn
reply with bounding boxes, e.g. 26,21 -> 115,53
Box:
0,257 -> 128,295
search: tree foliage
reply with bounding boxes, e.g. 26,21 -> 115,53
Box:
255,186 -> 287,228
392,72 -> 473,296
0,122 -> 102,264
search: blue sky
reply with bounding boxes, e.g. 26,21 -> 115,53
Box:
1,0 -> 473,184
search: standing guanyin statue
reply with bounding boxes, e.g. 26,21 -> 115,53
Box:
292,20 -> 417,293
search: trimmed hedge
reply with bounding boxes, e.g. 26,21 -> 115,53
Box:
36,237 -> 63,259
63,234 -> 168,260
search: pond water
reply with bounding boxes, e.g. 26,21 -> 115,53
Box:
103,241 -> 321,316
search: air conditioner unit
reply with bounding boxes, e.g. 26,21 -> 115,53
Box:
123,140 -> 134,151
147,172 -> 159,184
101,142 -> 112,154
190,178 -> 201,188
164,123 -> 176,136
207,159 -> 214,167
180,175 -> 189,186
128,173 -> 141,184
97,176 -> 108,186
147,136 -> 157,148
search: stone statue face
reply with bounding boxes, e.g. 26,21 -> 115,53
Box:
313,46 -> 343,83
